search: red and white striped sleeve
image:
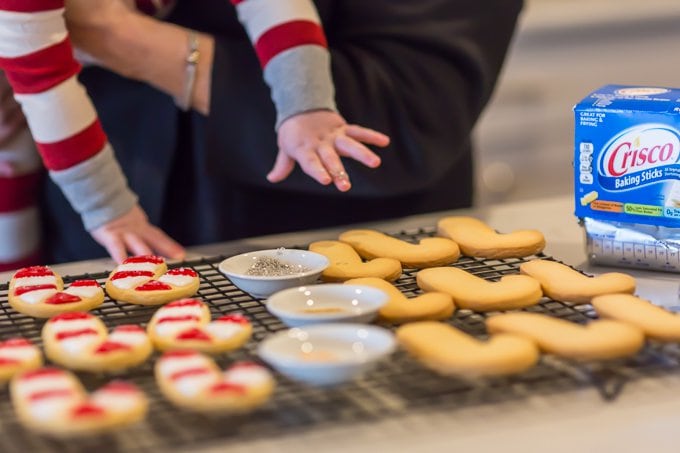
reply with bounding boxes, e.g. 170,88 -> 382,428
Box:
0,0 -> 137,232
231,0 -> 337,128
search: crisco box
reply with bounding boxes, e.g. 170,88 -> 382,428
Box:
574,85 -> 680,228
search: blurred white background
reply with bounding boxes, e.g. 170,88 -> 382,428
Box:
474,0 -> 680,205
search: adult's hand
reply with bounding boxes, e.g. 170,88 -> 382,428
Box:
90,204 -> 185,264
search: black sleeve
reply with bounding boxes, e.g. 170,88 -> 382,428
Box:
204,0 -> 523,197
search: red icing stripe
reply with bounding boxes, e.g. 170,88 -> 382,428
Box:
114,324 -> 144,333
71,403 -> 106,418
99,381 -> 138,393
14,284 -> 57,296
1,39 -> 80,94
50,312 -> 93,322
210,381 -> 246,395
14,266 -> 53,278
165,298 -> 202,308
136,281 -> 172,291
217,314 -> 249,325
36,121 -> 107,171
0,357 -> 20,366
156,315 -> 200,324
169,367 -> 211,381
161,350 -> 199,360
0,0 -> 64,13
111,270 -> 154,280
175,328 -> 211,342
70,280 -> 99,287
0,173 -> 42,213
28,389 -> 73,402
20,368 -> 64,380
255,20 -> 327,68
166,267 -> 198,277
123,255 -> 164,264
55,328 -> 98,341
0,338 -> 32,348
94,341 -> 132,354
45,292 -> 81,305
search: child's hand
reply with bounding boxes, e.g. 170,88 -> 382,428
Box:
90,205 -> 185,264
271,110 -> 390,192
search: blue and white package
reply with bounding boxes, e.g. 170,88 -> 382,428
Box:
574,85 -> 680,272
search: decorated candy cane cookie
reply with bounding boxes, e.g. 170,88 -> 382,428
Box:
147,299 -> 252,354
155,351 -> 275,413
417,267 -> 543,312
339,229 -> 461,268
42,312 -> 152,373
345,277 -> 454,324
105,255 -> 200,305
11,368 -> 147,437
8,266 -> 104,318
0,338 -> 42,385
309,240 -> 402,282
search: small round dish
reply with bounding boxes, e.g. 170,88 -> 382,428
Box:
266,284 -> 388,327
258,323 -> 396,386
219,249 -> 329,299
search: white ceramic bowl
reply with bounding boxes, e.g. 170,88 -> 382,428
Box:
266,284 -> 388,327
258,323 -> 396,386
219,249 -> 329,298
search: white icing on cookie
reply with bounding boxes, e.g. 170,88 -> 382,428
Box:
14,375 -> 73,398
63,286 -> 101,298
116,263 -> 160,273
29,396 -> 76,421
108,330 -> 147,346
204,322 -> 244,340
155,321 -> 200,337
0,346 -> 39,362
111,276 -> 152,290
175,373 -> 216,398
158,274 -> 194,287
59,335 -> 99,355
19,289 -> 57,304
48,319 -> 99,334
224,367 -> 271,386
14,276 -> 58,287
158,355 -> 210,377
91,392 -> 141,413
156,305 -> 204,319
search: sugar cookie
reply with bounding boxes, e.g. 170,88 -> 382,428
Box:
309,240 -> 402,282
416,267 -> 542,311
155,351 -> 275,413
0,338 -> 42,385
42,312 -> 152,373
338,229 -> 460,268
147,298 -> 252,354
8,266 -> 104,318
486,312 -> 645,361
11,368 -> 147,437
345,277 -> 454,323
520,259 -> 636,304
437,216 -> 545,258
592,294 -> 680,342
397,321 -> 539,376
105,255 -> 200,306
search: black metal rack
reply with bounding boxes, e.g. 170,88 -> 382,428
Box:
0,226 -> 679,453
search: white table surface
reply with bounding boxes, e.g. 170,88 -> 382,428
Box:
9,195 -> 680,453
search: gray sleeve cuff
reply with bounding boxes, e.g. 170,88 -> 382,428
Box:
49,144 -> 138,231
263,45 -> 337,129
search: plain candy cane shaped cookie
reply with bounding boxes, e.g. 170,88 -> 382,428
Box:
520,259 -> 636,304
155,351 -> 275,413
11,368 -> 147,437
486,312 -> 645,361
416,267 -> 542,312
437,216 -> 545,258
9,266 -> 104,318
42,312 -> 152,373
147,298 -> 252,354
338,229 -> 460,268
345,277 -> 454,323
397,321 -> 539,376
105,255 -> 200,305
309,241 -> 402,282
592,294 -> 680,342
0,339 -> 42,385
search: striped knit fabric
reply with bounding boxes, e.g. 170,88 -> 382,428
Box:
0,127 -> 42,271
231,0 -> 337,128
0,1 -> 137,236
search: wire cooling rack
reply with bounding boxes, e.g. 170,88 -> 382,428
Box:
0,226 -> 679,453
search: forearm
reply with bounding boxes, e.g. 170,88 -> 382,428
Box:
68,9 -> 214,115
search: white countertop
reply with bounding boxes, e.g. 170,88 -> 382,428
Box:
12,195 -> 680,452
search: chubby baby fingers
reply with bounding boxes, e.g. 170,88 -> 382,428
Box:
345,124 -> 390,147
334,135 -> 381,168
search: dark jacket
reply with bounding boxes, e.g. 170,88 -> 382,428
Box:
43,0 -> 523,262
